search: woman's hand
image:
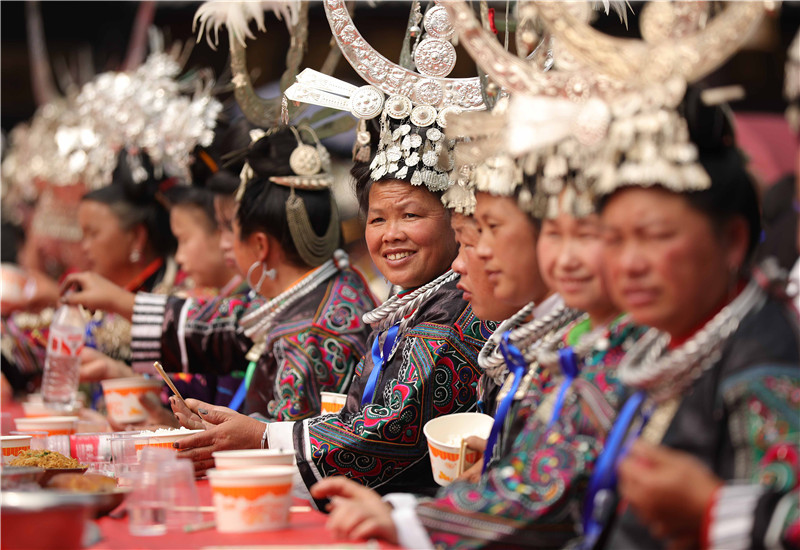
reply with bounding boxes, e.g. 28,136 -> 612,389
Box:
618,441 -> 723,550
60,272 -> 136,319
79,348 -> 134,382
310,477 -> 398,544
170,398 -> 266,475
455,435 -> 486,484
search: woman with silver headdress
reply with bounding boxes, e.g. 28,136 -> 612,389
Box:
68,126 -> 376,425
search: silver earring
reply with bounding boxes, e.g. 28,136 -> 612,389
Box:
129,249 -> 141,263
246,261 -> 276,292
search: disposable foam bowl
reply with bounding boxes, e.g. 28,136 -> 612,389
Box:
14,416 -> 79,437
212,449 -> 295,470
207,466 -> 295,533
423,412 -> 494,486
320,392 -> 348,414
1,435 -> 32,464
100,377 -> 163,424
130,428 -> 204,455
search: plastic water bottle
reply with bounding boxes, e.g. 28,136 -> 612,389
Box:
41,304 -> 86,410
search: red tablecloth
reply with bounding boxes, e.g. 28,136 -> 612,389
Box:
88,480 -> 399,550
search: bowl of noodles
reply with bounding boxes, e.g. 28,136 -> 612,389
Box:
7,450 -> 87,486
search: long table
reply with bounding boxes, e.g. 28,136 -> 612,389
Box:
88,480 -> 399,550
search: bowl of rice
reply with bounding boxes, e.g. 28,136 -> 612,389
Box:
130,427 -> 204,455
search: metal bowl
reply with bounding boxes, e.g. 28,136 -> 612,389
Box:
0,466 -> 44,491
1,491 -> 91,550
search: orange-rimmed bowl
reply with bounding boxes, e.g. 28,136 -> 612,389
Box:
207,466 -> 295,533
14,416 -> 79,437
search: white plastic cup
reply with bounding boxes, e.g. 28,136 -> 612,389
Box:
423,412 -> 494,486
127,469 -> 170,536
207,466 -> 295,533
1,435 -> 32,464
212,449 -> 295,470
110,432 -> 142,486
320,392 -> 348,414
100,377 -> 163,424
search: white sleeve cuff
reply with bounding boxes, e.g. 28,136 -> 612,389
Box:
707,482 -> 766,550
266,420 -> 295,452
384,493 -> 433,550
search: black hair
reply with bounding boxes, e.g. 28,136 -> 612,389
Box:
598,86 -> 762,263
193,116 -> 254,197
81,149 -> 176,258
236,127 -> 338,267
162,185 -> 218,233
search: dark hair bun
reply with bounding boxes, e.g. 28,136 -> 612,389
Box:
246,127 -> 297,180
680,85 -> 737,153
110,149 -> 164,204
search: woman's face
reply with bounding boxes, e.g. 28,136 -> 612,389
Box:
474,192 -> 548,306
364,180 -> 458,289
214,195 -> 239,272
78,200 -> 137,285
538,209 -> 616,323
171,205 -> 232,289
451,213 -> 521,322
601,187 -> 745,339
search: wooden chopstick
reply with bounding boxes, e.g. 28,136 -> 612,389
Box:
457,437 -> 469,476
153,361 -> 188,409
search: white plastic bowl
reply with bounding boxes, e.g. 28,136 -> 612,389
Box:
100,377 -> 163,424
207,466 -> 296,532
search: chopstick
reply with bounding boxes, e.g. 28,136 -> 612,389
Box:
153,361 -> 188,409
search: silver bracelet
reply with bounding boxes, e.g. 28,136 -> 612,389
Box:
260,424 -> 269,449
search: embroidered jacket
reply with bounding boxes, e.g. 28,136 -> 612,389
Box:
605,297 -> 800,550
292,279 -> 496,503
130,268 -> 376,419
415,316 -> 644,550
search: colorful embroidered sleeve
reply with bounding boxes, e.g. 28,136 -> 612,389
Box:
130,288 -> 257,375
293,305 -> 492,498
416,323 -> 636,550
706,365 -> 800,550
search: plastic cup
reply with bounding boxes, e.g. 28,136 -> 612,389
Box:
212,449 -> 295,470
207,466 -> 295,533
320,392 -> 348,414
10,430 -> 48,450
163,459 -> 202,531
14,416 -> 79,436
110,432 -> 142,486
73,432 -> 113,475
47,434 -> 72,457
1,435 -> 32,464
423,412 -> 494,486
100,377 -> 163,424
127,469 -> 170,536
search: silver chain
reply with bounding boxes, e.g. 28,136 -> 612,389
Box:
618,280 -> 766,403
240,257 -> 341,342
362,269 -> 459,332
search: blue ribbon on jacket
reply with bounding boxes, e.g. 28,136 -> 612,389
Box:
546,347 -> 581,430
482,331 -> 526,473
360,324 -> 400,407
580,389 -> 649,549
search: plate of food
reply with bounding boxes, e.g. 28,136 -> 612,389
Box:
6,449 -> 88,486
46,472 -> 130,518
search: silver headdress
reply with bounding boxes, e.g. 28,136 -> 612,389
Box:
442,1 -> 765,216
785,28 -> 800,133
284,1 -> 485,202
53,39 -> 223,191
